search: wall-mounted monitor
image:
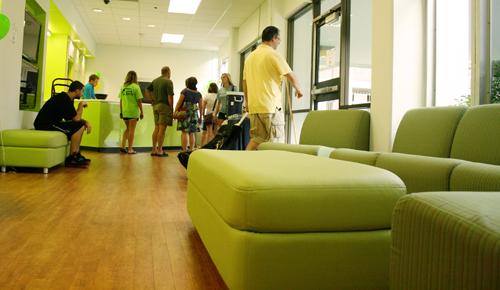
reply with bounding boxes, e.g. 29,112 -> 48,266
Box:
138,81 -> 153,104
22,11 -> 42,64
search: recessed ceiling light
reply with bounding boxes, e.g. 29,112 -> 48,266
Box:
147,24 -> 156,28
161,33 -> 184,44
93,8 -> 103,13
122,17 -> 131,21
168,0 -> 201,14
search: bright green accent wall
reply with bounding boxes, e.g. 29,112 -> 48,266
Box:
44,34 -> 68,100
44,1 -> 71,100
74,101 -> 181,148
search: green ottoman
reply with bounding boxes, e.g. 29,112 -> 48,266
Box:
187,150 -> 406,290
0,129 -> 68,174
391,192 -> 500,289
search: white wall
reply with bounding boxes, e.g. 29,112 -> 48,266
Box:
86,44 -> 219,103
0,0 -> 49,130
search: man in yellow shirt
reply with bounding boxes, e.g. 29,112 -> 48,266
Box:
243,26 -> 303,150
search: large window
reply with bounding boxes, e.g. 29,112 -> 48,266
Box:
347,0 -> 371,107
431,0 -> 472,106
287,5 -> 313,143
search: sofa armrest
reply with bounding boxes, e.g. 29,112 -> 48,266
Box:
330,148 -> 380,166
375,153 -> 462,194
258,142 -> 334,157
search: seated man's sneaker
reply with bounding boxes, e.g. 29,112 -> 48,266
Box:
65,154 -> 88,167
76,152 -> 91,164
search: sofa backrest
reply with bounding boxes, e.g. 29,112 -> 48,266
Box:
392,106 -> 467,158
299,110 -> 370,150
450,104 -> 500,165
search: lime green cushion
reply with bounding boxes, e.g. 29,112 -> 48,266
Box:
450,104 -> 500,165
375,153 -> 463,194
391,192 -> 500,289
300,110 -> 370,150
1,129 -> 68,148
187,150 -> 405,232
392,106 -> 466,157
0,146 -> 67,168
330,148 -> 380,166
188,183 -> 392,290
450,162 -> 500,191
258,142 -> 334,157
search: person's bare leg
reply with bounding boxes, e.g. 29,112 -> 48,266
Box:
157,124 -> 167,154
245,140 -> 259,151
127,119 -> 138,153
122,120 -> 129,150
70,126 -> 86,154
181,131 -> 188,151
189,133 -> 195,150
152,125 -> 159,154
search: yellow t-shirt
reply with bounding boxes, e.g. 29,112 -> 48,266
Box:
243,44 -> 292,113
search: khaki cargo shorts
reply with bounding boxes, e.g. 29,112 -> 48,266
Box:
153,103 -> 173,126
249,110 -> 285,144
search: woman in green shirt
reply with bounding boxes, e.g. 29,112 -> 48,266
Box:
119,70 -> 144,154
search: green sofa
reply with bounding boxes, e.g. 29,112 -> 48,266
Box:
187,104 -> 500,289
0,129 -> 68,174
258,110 -> 370,156
327,104 -> 500,288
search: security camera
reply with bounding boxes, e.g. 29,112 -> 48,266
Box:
104,0 -> 110,4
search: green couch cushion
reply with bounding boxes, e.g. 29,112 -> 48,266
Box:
330,148 -> 380,166
188,150 -> 405,233
300,110 -> 370,150
450,162 -> 500,191
392,106 -> 466,158
258,142 -> 334,157
0,129 -> 67,148
450,104 -> 500,165
375,152 -> 463,194
391,192 -> 500,289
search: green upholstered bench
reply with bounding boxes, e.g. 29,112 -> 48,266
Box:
0,129 -> 68,174
187,150 -> 406,290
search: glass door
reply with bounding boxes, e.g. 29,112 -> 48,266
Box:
312,3 -> 344,109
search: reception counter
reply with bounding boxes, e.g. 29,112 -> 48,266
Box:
75,100 -> 181,150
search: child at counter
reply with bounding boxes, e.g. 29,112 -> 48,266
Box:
119,71 -> 144,154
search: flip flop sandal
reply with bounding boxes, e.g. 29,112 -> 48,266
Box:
119,148 -> 127,153
128,150 -> 137,154
157,152 -> 168,157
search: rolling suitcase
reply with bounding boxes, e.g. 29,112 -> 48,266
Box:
177,113 -> 249,169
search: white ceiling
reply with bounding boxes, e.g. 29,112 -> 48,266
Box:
70,0 -> 265,51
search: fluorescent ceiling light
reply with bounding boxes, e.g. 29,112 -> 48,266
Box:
161,33 -> 184,44
168,0 -> 201,14
93,8 -> 103,13
122,17 -> 131,21
147,24 -> 156,28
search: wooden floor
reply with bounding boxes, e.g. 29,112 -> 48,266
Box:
0,151 -> 227,290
